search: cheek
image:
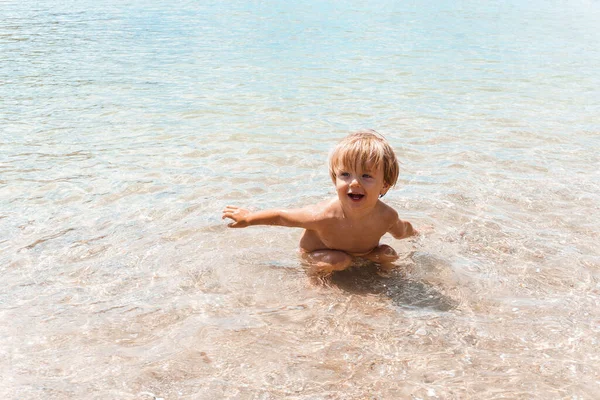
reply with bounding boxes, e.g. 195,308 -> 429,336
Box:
362,179 -> 377,188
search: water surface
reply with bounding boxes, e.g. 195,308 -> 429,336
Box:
1,0 -> 600,398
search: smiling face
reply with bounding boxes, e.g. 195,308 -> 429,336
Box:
328,130 -> 399,195
328,131 -> 399,215
333,162 -> 390,213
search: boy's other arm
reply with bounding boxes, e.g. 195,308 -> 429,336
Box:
387,211 -> 418,240
222,205 -> 317,229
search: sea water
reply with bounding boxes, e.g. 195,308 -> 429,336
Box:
1,0 -> 599,398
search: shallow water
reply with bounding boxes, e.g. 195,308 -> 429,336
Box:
1,0 -> 600,398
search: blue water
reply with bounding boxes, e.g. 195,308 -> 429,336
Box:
1,1 -> 600,398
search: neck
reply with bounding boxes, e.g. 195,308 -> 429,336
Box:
338,201 -> 377,221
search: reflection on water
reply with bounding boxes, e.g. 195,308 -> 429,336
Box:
2,0 -> 600,398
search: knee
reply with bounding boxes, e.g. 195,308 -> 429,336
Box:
321,252 -> 352,270
305,250 -> 352,272
380,245 -> 398,257
371,245 -> 399,263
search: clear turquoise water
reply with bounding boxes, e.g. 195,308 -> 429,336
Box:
1,1 -> 599,398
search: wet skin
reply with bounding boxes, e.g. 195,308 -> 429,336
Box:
222,162 -> 416,275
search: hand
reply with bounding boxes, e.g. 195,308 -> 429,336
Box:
222,205 -> 251,228
410,225 -> 434,242
416,225 -> 435,236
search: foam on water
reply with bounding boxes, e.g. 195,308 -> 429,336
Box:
1,0 -> 600,398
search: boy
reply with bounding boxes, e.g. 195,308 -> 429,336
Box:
222,130 -> 418,274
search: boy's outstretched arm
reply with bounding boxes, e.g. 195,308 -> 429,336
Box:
387,212 -> 418,240
222,205 -> 316,229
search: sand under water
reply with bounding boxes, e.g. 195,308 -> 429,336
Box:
2,0 -> 599,398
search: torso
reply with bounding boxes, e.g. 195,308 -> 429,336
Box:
299,198 -> 393,255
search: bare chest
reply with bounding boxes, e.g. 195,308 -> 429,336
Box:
315,219 -> 388,253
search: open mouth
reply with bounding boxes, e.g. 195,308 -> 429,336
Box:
347,193 -> 365,201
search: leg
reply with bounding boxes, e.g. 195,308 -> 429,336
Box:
361,244 -> 398,264
361,244 -> 399,272
301,249 -> 352,276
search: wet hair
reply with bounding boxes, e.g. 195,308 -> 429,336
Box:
329,129 -> 399,188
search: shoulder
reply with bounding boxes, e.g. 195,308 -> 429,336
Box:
376,200 -> 399,220
375,201 -> 401,231
286,198 -> 336,223
301,198 -> 340,225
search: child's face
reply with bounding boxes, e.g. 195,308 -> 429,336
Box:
333,162 -> 389,212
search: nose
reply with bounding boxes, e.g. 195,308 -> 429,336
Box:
349,177 -> 360,187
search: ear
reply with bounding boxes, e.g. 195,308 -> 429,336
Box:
379,182 -> 390,198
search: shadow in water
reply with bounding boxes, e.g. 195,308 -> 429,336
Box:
328,263 -> 458,312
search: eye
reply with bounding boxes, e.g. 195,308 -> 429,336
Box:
339,172 -> 350,177
362,174 -> 373,179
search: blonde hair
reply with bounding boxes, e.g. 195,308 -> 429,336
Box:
328,129 -> 399,188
